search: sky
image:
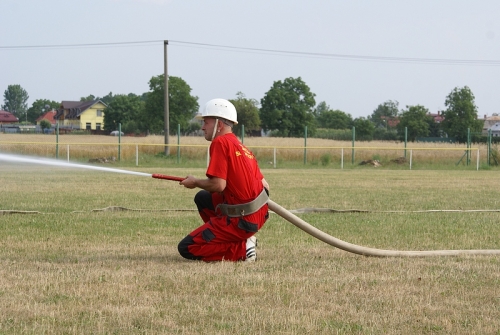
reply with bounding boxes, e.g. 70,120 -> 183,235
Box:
2,0 -> 500,119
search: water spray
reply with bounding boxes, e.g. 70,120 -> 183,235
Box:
2,153 -> 500,257
0,153 -> 153,177
0,153 -> 185,182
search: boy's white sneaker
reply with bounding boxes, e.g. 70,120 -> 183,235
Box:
245,236 -> 257,262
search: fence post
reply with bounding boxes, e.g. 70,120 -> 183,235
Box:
304,126 -> 307,165
341,148 -> 344,169
404,127 -> 407,158
467,128 -> 471,165
118,123 -> 121,162
477,149 -> 479,170
56,123 -> 59,159
177,124 -> 180,164
488,129 -> 492,166
241,124 -> 244,144
351,126 -> 355,164
410,150 -> 412,170
273,147 -> 276,169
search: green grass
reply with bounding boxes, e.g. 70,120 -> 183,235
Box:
1,166 -> 500,334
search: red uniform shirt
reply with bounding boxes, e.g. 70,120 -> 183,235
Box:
206,133 -> 264,205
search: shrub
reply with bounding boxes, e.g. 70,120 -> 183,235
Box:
40,120 -> 51,132
320,153 -> 331,166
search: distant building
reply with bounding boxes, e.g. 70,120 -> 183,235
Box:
380,115 -> 400,128
36,109 -> 57,126
482,113 -> 500,135
381,111 -> 444,129
427,111 -> 445,123
0,110 -> 19,125
54,100 -> 106,130
489,122 -> 500,137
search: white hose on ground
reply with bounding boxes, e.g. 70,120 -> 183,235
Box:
268,200 -> 500,257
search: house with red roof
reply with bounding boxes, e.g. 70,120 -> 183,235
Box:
36,110 -> 57,126
379,111 -> 444,129
427,111 -> 445,123
0,110 -> 19,125
380,115 -> 400,128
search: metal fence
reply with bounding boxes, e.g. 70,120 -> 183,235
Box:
0,139 -> 488,170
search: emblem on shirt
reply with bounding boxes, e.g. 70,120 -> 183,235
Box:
237,145 -> 255,159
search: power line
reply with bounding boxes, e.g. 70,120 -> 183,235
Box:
0,40 -> 163,50
1,39 -> 500,66
169,40 -> 500,66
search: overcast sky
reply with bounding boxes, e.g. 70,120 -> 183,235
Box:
2,0 -> 500,118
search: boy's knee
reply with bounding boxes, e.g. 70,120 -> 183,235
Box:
194,190 -> 214,212
178,235 -> 202,260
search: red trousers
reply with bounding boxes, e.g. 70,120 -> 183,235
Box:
178,190 -> 268,262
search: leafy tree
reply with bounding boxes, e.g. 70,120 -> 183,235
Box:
39,119 -> 52,133
229,92 -> 261,136
100,92 -> 115,105
373,127 -> 398,141
27,99 -> 59,124
2,84 -> 29,121
103,94 -> 144,132
317,109 -> 353,129
143,75 -> 199,134
353,117 -> 375,141
426,115 -> 442,138
80,92 -> 115,104
397,105 -> 431,141
369,100 -> 399,128
142,80 -> 163,134
260,77 -> 316,137
441,86 -> 480,142
312,101 -> 329,119
80,94 -> 96,102
185,121 -> 201,135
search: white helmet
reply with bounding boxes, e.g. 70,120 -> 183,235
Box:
196,98 -> 238,125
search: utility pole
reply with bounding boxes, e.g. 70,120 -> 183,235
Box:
164,40 -> 170,156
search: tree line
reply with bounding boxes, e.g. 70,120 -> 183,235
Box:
2,76 -> 481,143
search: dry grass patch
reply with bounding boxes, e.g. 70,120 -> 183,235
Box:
1,166 -> 500,334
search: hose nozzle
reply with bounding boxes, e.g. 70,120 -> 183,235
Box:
152,173 -> 185,182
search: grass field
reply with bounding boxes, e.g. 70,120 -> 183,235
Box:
1,164 -> 500,334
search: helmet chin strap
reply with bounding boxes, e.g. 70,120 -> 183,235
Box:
211,118 -> 219,141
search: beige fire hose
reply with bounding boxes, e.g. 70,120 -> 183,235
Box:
268,200 -> 500,257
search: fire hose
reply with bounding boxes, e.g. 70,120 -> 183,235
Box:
152,174 -> 500,257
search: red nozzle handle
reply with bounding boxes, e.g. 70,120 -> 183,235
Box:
152,173 -> 185,182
